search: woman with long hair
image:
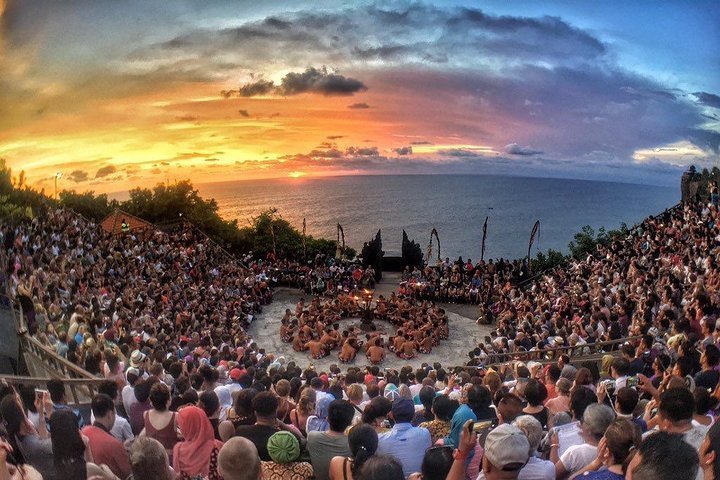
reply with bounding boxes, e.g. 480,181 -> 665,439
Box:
141,383 -> 179,463
0,392 -> 54,480
289,388 -> 316,437
50,409 -> 91,480
329,424 -> 378,480
172,406 -> 224,479
575,418 -> 641,479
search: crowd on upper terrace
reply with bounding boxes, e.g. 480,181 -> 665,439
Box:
403,202 -> 720,366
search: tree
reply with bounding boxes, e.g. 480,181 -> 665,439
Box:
59,190 -> 116,221
531,248 -> 566,272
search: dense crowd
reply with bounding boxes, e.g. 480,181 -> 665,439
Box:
273,260 -> 377,296
401,258 -> 527,305
0,196 -> 717,480
0,350 -> 719,480
458,202 -> 720,366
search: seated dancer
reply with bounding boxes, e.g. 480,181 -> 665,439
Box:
398,334 -> 417,360
366,339 -> 385,365
280,318 -> 294,343
418,332 -> 434,354
319,328 -> 337,350
292,333 -> 308,352
339,337 -> 359,363
391,329 -> 405,353
306,335 -> 329,359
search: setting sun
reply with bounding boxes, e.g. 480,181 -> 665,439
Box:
288,171 -> 306,178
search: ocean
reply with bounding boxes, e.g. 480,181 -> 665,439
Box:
198,175 -> 678,261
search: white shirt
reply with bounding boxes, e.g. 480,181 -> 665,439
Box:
90,411 -> 134,442
560,443 -> 597,479
518,456 -> 555,480
121,384 -> 137,414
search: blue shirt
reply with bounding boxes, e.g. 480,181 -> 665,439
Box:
377,422 -> 431,478
444,403 -> 476,448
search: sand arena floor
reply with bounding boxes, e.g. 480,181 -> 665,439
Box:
247,272 -> 493,371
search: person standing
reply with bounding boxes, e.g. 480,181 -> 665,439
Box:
81,394 -> 132,480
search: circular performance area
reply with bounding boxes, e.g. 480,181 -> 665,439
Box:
248,274 -> 491,371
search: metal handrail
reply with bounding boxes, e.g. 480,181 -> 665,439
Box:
479,335 -> 640,366
0,375 -> 105,408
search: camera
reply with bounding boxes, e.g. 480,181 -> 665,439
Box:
601,379 -> 616,395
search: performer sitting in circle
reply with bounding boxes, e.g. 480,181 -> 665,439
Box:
398,334 -> 417,360
366,337 -> 385,365
339,337 -> 361,363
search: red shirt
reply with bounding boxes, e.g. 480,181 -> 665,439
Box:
82,424 -> 132,479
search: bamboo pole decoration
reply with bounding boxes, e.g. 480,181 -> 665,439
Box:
302,217 -> 307,262
481,216 -> 488,261
527,220 -> 540,273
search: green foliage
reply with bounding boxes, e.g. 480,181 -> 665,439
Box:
0,159 -> 51,222
568,222 -> 629,259
59,190 -> 117,221
237,208 -> 355,260
531,248 -> 566,272
695,165 -> 720,200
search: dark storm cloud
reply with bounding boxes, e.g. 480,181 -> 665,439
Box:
695,92 -> 720,109
687,129 -> 720,153
504,143 -> 543,156
133,3 -> 614,82
392,146 -> 413,155
238,79 -> 275,97
236,67 -> 367,97
279,67 -> 366,95
95,165 -> 117,178
68,170 -> 89,183
346,146 -> 379,156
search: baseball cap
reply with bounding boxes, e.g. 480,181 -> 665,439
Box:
391,398 -> 415,419
229,368 -> 242,381
483,424 -> 530,471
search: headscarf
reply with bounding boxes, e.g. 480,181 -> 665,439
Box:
172,406 -> 223,477
306,395 -> 332,433
214,386 -> 233,422
267,431 -> 301,464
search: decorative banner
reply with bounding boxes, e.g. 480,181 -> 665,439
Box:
426,228 -> 441,265
270,223 -> 277,259
481,216 -> 489,261
336,223 -> 345,259
527,220 -> 540,273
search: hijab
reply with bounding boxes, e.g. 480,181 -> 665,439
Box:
172,406 -> 223,477
214,386 -> 233,422
306,395 -> 332,433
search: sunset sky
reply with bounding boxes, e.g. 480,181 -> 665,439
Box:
1,0 -> 719,194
